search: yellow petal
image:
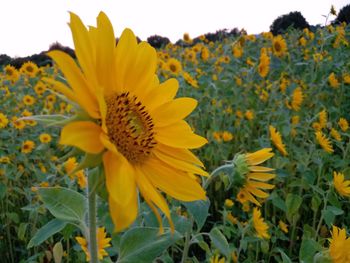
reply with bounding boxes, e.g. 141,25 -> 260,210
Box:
143,78 -> 178,112
48,50 -> 100,119
103,151 -> 136,205
109,193 -> 137,232
155,120 -> 207,149
124,42 -> 157,100
249,166 -> 275,172
114,28 -> 138,93
156,143 -> 204,167
153,150 -> 208,176
152,98 -> 197,127
99,133 -> 118,154
60,121 -> 104,154
244,190 -> 261,206
142,158 -> 206,201
134,167 -> 173,229
69,12 -> 97,86
246,148 -> 274,165
42,77 -> 76,102
95,11 -> 115,94
248,181 -> 275,190
247,172 -> 276,181
246,186 -> 269,198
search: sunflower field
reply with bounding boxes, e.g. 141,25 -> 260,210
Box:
1,11 -> 350,263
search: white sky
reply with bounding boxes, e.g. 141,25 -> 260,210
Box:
1,0 -> 349,57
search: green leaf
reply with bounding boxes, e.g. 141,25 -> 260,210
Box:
286,194 -> 302,221
27,219 -> 67,248
117,227 -> 181,263
326,205 -> 344,216
322,209 -> 335,227
278,248 -> 292,263
299,238 -> 322,263
182,199 -> 210,231
18,223 -> 28,241
270,192 -> 286,212
19,114 -> 70,127
38,187 -> 87,222
0,183 -> 6,200
209,227 -> 230,258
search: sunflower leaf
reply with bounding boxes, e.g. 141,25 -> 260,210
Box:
182,198 -> 210,231
209,227 -> 230,258
117,227 -> 181,263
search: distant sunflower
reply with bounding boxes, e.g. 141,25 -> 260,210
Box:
3,65 -> 19,83
43,12 -> 207,232
20,61 -> 39,78
329,72 -> 340,88
272,35 -> 287,57
252,207 -> 270,239
329,226 -> 350,262
319,109 -> 327,129
269,125 -> 288,156
0,113 -> 9,129
166,58 -> 182,75
291,87 -> 303,111
338,118 -> 349,132
21,140 -> 35,154
315,131 -> 334,153
23,95 -> 36,106
39,133 -> 52,144
330,128 -> 341,141
258,48 -> 270,78
235,148 -> 275,206
333,171 -> 350,197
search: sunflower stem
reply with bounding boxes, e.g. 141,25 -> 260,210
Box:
88,172 -> 99,263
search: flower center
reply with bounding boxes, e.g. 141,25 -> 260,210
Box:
274,42 -> 281,52
105,92 -> 156,164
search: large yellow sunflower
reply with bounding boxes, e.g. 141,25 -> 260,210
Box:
43,12 -> 207,232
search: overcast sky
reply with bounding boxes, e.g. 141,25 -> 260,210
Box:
1,0 -> 348,57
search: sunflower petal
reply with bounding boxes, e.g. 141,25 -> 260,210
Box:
42,77 -> 76,102
60,121 -> 104,154
245,148 -> 274,165
152,98 -> 197,127
47,50 -> 100,119
142,158 -> 206,201
247,172 -> 276,181
109,193 -> 137,232
249,166 -> 275,172
103,151 -> 136,205
248,181 -> 275,190
155,120 -> 207,149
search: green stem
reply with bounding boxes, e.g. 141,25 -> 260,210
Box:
88,173 -> 99,263
315,187 -> 331,240
180,218 -> 193,263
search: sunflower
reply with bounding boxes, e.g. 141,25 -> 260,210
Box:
43,12 -> 207,232
76,227 -> 111,261
258,48 -> 270,78
3,65 -> 20,83
338,118 -> 349,132
21,140 -> 35,154
330,128 -> 341,141
39,133 -> 52,144
291,87 -> 303,111
319,109 -> 327,129
329,226 -> 350,262
23,95 -> 36,106
329,72 -> 340,88
166,58 -> 182,75
252,207 -> 270,239
232,43 -> 243,58
0,112 -> 9,129
34,81 -> 47,96
20,61 -> 39,78
269,125 -> 288,156
272,35 -> 287,57
315,131 -> 334,153
278,220 -> 288,233
234,148 -> 275,206
333,171 -> 350,197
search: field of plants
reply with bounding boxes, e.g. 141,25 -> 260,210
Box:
1,11 -> 350,263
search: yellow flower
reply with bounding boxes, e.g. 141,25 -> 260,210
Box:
291,87 -> 303,111
315,131 -> 334,153
222,131 -> 233,142
333,171 -> 350,197
39,133 -> 52,144
235,148 -> 275,206
338,118 -> 349,132
224,199 -> 234,208
34,81 -> 47,96
329,226 -> 350,263
183,32 -> 192,44
12,117 -> 26,130
0,112 -> 9,128
291,116 -> 300,125
299,37 -> 307,46
0,156 -> 10,164
329,73 -> 340,88
20,61 -> 39,77
166,58 -> 182,75
76,227 -> 111,261
64,157 -> 78,175
245,110 -> 254,120
23,95 -> 36,106
183,72 -> 198,88
44,12 -> 207,232
272,35 -> 287,57
75,170 -> 87,189
269,125 -> 288,156
252,207 -> 270,239
212,131 -> 222,143
209,255 -> 225,263
319,109 -> 327,129
232,43 -> 243,58
330,128 -> 341,141
258,48 -> 270,78
21,140 -> 35,154
201,47 -> 210,61
3,65 -> 19,83
279,220 -> 288,233
343,73 -> 350,84
312,122 -> 322,131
